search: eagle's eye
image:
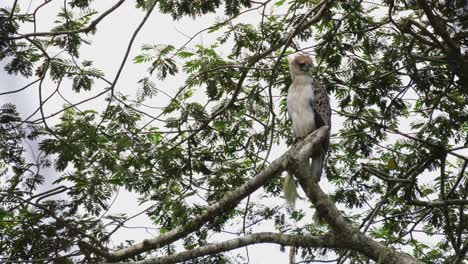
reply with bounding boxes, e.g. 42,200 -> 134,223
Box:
298,62 -> 310,72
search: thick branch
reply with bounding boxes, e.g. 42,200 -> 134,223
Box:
89,127 -> 330,261
289,129 -> 424,264
111,232 -> 340,264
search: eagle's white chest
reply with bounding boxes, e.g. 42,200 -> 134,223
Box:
287,76 -> 316,138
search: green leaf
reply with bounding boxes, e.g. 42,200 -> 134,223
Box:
387,158 -> 397,170
147,132 -> 162,144
213,121 -> 226,131
177,51 -> 195,58
274,0 -> 286,6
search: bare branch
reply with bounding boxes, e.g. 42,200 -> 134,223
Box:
0,78 -> 41,96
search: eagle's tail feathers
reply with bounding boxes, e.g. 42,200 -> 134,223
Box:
283,173 -> 298,208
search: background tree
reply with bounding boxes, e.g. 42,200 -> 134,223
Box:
0,0 -> 467,263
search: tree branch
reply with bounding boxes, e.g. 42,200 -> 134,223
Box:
402,21 -> 441,49
454,238 -> 468,264
363,166 -> 413,183
109,232 -> 340,264
408,199 -> 468,208
415,0 -> 459,52
406,19 -> 444,48
2,0 -> 126,40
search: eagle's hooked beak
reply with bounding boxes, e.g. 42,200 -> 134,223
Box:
299,63 -> 310,72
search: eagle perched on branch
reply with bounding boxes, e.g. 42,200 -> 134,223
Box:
283,53 -> 331,206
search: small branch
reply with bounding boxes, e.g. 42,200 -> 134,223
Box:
454,238 -> 468,264
447,160 -> 468,198
96,0 -> 158,131
3,0 -> 126,40
440,155 -> 447,199
18,87 -> 111,127
7,0 -> 18,21
362,166 -> 413,183
408,199 -> 468,207
413,54 -> 453,63
0,78 -> 41,96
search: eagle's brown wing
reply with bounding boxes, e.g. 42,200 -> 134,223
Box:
310,77 -> 331,129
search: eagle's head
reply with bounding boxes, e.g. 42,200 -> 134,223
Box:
288,53 -> 314,77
